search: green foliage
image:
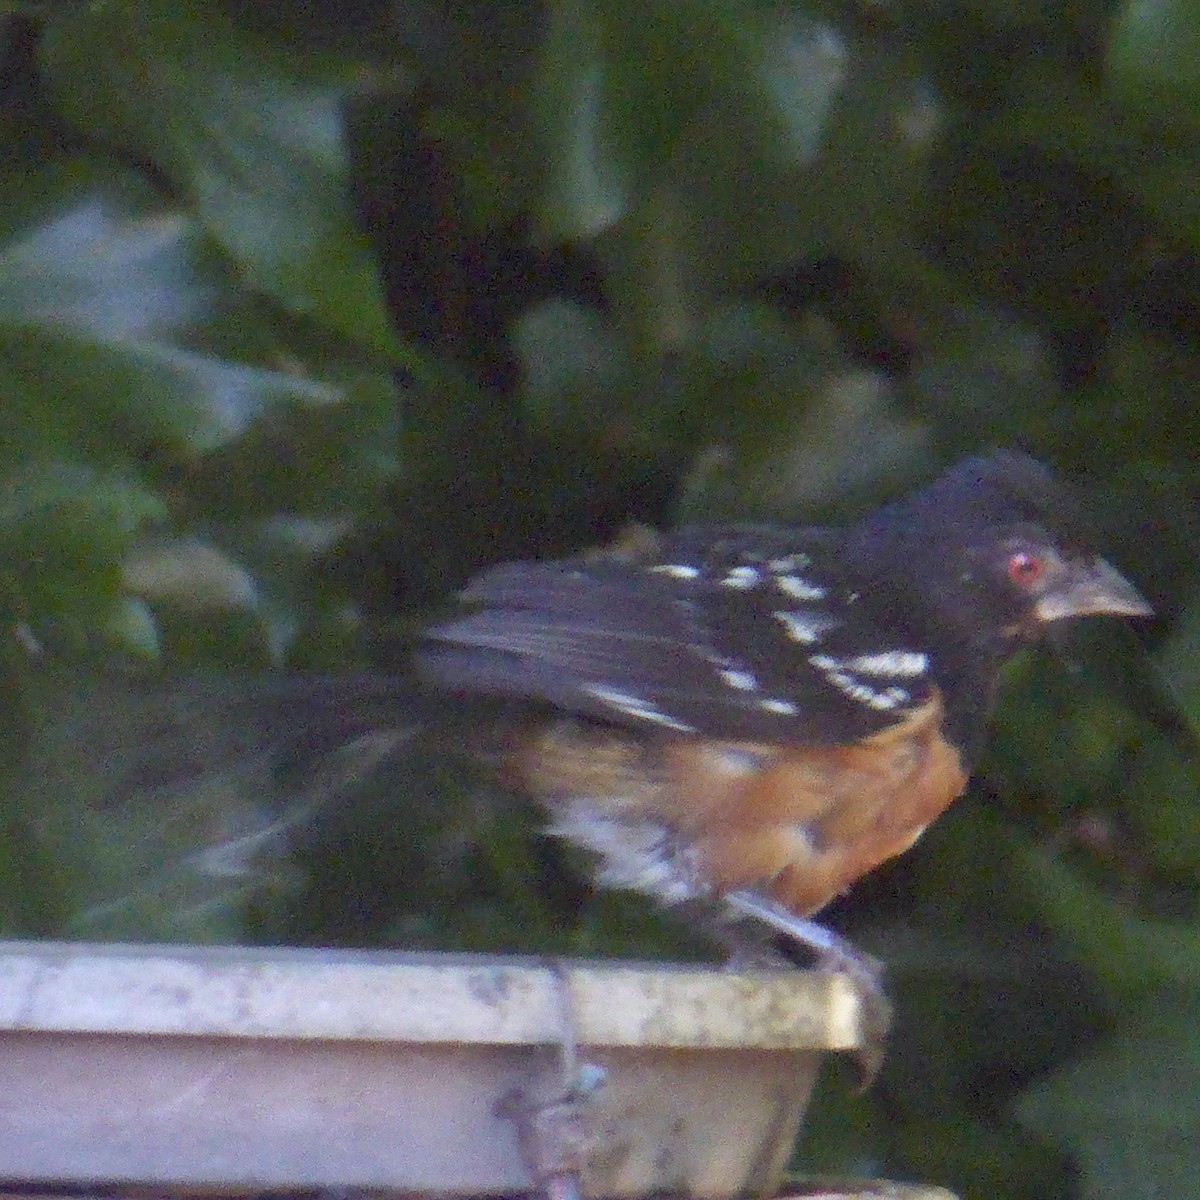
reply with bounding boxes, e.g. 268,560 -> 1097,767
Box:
1107,0 -> 1200,131
43,0 -> 399,349
1,0 -> 1199,1196
1018,994 -> 1200,1200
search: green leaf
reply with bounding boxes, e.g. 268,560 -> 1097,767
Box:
532,0 -> 842,237
786,39 -> 938,268
0,326 -> 348,460
123,538 -> 259,611
533,0 -> 629,238
986,651 -> 1142,807
0,171 -> 351,459
1002,72 -> 1200,249
0,461 -> 163,540
514,298 -> 628,434
0,161 -> 401,653
0,460 -> 164,632
1021,842 -> 1200,999
1120,738 -> 1200,875
896,1113 -> 1074,1200
667,304 -> 927,521
1107,0 -> 1200,131
43,0 -> 396,351
105,596 -> 162,659
1156,594 -> 1200,734
1018,993 -> 1200,1200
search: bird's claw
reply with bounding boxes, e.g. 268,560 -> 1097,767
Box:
723,889 -> 893,1086
813,940 -> 892,1089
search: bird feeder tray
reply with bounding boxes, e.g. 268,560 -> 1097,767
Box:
0,941 -> 933,1198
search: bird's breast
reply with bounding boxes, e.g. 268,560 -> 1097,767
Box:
503,694 -> 968,916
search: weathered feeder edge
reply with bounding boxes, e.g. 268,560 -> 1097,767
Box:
0,943 -> 958,1198
0,940 -> 863,1050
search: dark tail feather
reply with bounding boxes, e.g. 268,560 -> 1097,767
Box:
14,669 -> 500,939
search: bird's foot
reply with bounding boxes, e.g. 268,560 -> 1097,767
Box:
724,889 -> 892,1088
810,934 -> 891,1089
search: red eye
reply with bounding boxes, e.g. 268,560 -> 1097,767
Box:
1007,551 -> 1044,587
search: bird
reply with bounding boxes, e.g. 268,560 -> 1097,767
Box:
415,450 -> 1151,1080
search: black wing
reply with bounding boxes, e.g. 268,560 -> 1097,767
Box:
417,526 -> 937,745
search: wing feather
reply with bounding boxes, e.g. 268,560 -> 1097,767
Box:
419,532 -> 934,744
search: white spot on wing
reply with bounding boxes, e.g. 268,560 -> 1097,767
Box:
722,566 -> 761,589
808,654 -> 910,711
774,610 -> 838,644
649,563 -> 701,580
846,650 -> 929,678
768,553 -> 810,572
719,668 -> 759,691
583,684 -> 696,732
760,697 -> 799,715
775,574 -> 826,601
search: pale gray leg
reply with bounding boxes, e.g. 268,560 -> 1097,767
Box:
725,888 -> 892,1086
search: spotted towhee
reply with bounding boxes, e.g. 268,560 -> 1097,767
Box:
416,450 -> 1150,1078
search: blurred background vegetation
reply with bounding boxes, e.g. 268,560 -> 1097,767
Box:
0,0 -> 1197,1196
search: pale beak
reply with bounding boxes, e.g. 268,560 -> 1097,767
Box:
1035,556 -> 1153,623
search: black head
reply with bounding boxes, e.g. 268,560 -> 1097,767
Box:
849,451 -> 1151,651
